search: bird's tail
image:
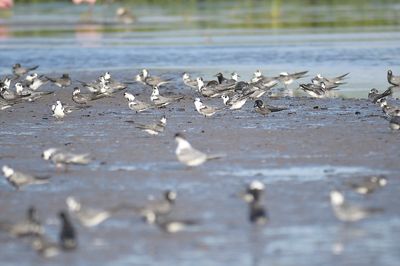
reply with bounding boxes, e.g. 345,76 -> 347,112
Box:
206,153 -> 225,161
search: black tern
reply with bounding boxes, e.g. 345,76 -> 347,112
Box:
330,190 -> 383,222
241,180 -> 269,225
368,87 -> 392,103
59,211 -> 77,250
387,70 -> 400,86
194,98 -> 219,117
2,165 -> 50,190
12,63 -> 38,77
136,115 -> 167,135
174,133 -> 222,167
253,99 -> 287,116
46,74 -> 71,88
0,206 -> 44,237
346,176 -> 387,195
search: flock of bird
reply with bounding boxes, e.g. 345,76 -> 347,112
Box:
0,63 -> 399,258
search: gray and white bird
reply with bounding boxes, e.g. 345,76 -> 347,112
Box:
12,63 -> 38,77
330,190 -> 382,222
140,190 -> 177,222
136,115 -> 167,135
136,69 -> 171,87
42,148 -> 91,168
182,73 -> 198,89
66,197 -> 124,227
25,73 -> 48,91
368,87 -> 392,103
389,112 -> 400,130
150,86 -> 183,107
2,165 -> 50,190
311,73 -> 349,86
72,87 -> 107,105
174,133 -> 222,167
221,93 -> 248,110
124,92 -> 154,113
300,82 -> 339,98
377,98 -> 400,116
278,71 -> 308,87
15,82 -> 52,101
46,74 -> 71,88
0,98 -> 11,110
387,70 -> 400,86
0,206 -> 44,237
250,70 -> 279,88
346,176 -> 387,195
194,98 -> 219,117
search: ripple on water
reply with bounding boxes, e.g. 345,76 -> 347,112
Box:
213,165 -> 389,183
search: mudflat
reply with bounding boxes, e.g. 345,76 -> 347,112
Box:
0,72 -> 399,266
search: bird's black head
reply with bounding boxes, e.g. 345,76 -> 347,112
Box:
62,74 -> 69,78
174,132 -> 184,139
254,99 -> 264,108
388,70 -> 392,76
13,63 -> 21,69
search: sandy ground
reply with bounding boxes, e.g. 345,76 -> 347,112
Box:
0,71 -> 399,266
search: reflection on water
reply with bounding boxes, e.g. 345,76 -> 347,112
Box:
0,2 -> 398,99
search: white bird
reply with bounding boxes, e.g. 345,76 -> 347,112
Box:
51,100 -> 65,119
330,190 -> 382,222
174,133 -> 222,167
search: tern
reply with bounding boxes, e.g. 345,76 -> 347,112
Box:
174,133 -> 222,167
330,190 -> 382,222
136,115 -> 167,135
2,165 -> 50,190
